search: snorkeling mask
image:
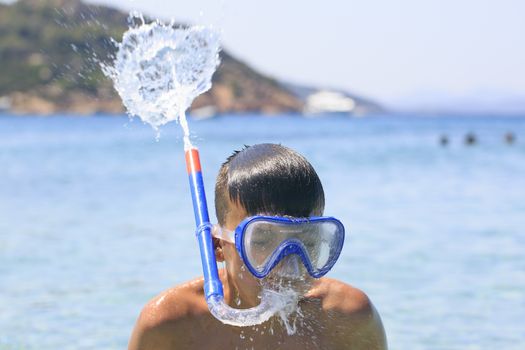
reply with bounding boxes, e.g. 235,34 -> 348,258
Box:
213,216 -> 345,279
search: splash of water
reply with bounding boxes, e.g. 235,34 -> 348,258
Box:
261,279 -> 304,335
103,13 -> 220,147
258,260 -> 315,335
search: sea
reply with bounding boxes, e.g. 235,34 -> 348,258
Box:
0,114 -> 524,349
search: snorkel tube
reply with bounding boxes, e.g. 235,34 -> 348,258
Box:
185,147 -> 296,327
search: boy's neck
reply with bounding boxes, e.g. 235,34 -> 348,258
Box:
222,269 -> 262,308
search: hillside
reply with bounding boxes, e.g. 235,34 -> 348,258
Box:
0,0 -> 303,114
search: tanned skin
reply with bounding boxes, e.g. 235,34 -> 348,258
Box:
129,200 -> 387,350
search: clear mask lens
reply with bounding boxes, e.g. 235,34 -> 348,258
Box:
242,219 -> 343,275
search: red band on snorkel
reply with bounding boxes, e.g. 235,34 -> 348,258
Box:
185,148 -> 202,174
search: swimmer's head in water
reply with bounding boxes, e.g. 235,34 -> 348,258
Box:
213,144 -> 345,284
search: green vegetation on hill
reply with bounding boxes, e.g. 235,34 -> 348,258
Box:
0,0 -> 302,114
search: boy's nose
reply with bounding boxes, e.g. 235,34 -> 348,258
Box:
275,255 -> 302,278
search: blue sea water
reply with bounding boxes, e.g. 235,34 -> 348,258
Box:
0,114 -> 524,349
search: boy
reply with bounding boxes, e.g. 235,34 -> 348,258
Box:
129,143 -> 387,349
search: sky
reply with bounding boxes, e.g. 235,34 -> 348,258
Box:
6,0 -> 525,110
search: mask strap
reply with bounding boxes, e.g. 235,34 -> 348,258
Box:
211,225 -> 235,243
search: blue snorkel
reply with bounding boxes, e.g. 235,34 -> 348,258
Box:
184,146 -> 298,327
185,147 -> 223,300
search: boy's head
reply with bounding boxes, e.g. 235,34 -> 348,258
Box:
215,143 -> 325,226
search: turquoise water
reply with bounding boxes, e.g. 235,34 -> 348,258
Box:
0,114 -> 524,349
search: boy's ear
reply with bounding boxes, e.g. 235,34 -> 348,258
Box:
213,237 -> 225,262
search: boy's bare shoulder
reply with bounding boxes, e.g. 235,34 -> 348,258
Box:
305,278 -> 388,349
128,277 -> 209,350
139,276 -> 208,328
306,277 -> 372,314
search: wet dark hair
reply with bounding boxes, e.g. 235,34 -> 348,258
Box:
215,143 -> 325,225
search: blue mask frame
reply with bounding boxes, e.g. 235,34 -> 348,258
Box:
233,216 -> 345,279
